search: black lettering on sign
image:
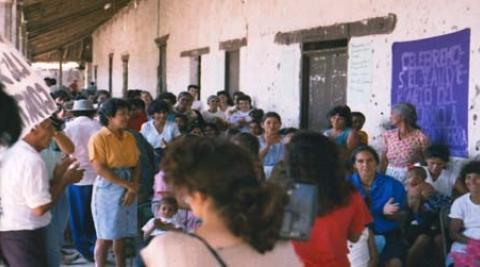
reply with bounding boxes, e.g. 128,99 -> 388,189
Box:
0,63 -> 13,85
12,93 -> 29,125
1,52 -> 30,83
35,83 -> 56,111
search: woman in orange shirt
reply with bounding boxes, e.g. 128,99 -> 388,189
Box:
89,98 -> 140,267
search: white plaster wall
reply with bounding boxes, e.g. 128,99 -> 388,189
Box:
92,0 -> 480,158
92,0 -> 158,97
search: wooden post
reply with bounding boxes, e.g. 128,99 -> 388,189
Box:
58,48 -> 64,88
121,54 -> 129,98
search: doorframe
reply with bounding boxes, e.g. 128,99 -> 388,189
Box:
299,39 -> 349,130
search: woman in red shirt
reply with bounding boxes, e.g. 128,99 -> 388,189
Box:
286,132 -> 372,267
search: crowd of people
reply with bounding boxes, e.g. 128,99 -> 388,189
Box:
0,80 -> 479,267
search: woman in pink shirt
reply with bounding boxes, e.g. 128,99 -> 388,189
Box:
381,103 -> 429,186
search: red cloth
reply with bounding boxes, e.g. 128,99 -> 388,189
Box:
292,192 -> 372,267
128,113 -> 148,132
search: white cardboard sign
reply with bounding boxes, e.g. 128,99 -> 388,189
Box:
0,36 -> 57,136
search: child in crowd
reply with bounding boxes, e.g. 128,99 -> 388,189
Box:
202,95 -> 227,124
449,161 -> 480,266
228,95 -> 253,132
127,98 -> 148,132
231,132 -> 265,182
405,167 -> 450,267
142,197 -> 182,241
249,121 -> 263,136
406,167 -> 435,213
175,113 -> 189,134
351,112 -> 368,145
203,123 -> 220,138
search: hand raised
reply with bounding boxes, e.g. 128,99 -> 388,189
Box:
383,198 -> 400,215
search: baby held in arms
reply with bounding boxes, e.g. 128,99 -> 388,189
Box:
142,197 -> 183,241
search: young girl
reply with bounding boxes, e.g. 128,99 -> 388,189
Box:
142,197 -> 182,241
404,167 -> 449,267
449,161 -> 480,266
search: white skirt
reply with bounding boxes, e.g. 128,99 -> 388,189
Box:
386,165 -> 408,187
348,228 -> 370,267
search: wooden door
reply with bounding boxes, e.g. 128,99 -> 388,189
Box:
301,43 -> 347,132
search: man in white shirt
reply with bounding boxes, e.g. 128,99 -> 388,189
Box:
202,95 -> 227,124
63,100 -> 102,261
0,119 -> 83,266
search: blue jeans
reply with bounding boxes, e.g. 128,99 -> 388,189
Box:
44,191 -> 70,267
68,184 -> 96,260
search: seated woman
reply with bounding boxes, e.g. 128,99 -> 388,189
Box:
323,105 -> 360,161
258,112 -> 285,179
228,94 -> 253,132
140,100 -> 180,150
142,137 -> 301,266
287,132 -> 372,267
381,103 -> 429,185
348,146 -> 407,267
448,161 -> 480,266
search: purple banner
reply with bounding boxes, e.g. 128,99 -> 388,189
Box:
391,29 -> 470,157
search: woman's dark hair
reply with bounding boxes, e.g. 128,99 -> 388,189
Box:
232,91 -> 245,99
128,98 -> 146,111
351,112 -> 366,121
177,91 -> 194,102
187,85 -> 200,100
161,138 -> 287,253
425,144 -> 450,163
459,161 -> 480,188
279,127 -> 298,136
249,109 -> 264,123
225,128 -> 240,138
204,123 -> 220,136
350,145 -> 380,166
160,196 -> 178,211
0,83 -> 22,146
262,112 -> 282,124
327,105 -> 352,128
286,131 -> 354,216
147,99 -> 171,116
188,85 -> 199,92
98,98 -> 130,126
231,132 -> 260,159
157,92 -> 177,105
216,90 -> 233,106
236,94 -> 252,106
126,89 -> 142,99
50,89 -> 71,102
95,90 -> 111,102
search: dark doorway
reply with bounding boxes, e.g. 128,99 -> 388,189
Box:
108,53 -> 113,94
225,50 -> 240,95
93,65 -> 98,84
190,56 -> 201,87
301,39 -> 348,132
157,43 -> 167,95
121,54 -> 129,98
